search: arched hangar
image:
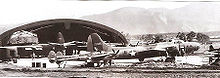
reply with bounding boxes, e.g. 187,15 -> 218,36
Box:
0,19 -> 128,46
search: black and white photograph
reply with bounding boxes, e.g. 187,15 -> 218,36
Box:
0,0 -> 220,77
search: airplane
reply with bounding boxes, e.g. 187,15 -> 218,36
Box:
0,30 -> 201,65
47,32 -> 78,47
103,45 -> 148,59
45,32 -> 75,54
104,38 -> 200,62
41,32 -> 87,55
203,45 -> 220,66
208,44 -> 220,52
134,39 -> 201,62
0,45 -> 43,63
204,44 -> 220,57
0,31 -> 84,63
48,33 -> 119,67
48,33 -> 201,67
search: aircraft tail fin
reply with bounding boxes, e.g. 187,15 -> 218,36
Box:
87,33 -> 109,52
57,32 -> 65,44
209,45 -> 215,52
87,35 -> 94,52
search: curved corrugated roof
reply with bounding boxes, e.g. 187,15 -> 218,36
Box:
0,19 -> 128,46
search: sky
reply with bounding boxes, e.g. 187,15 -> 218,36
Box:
0,0 -> 220,35
0,0 -> 192,26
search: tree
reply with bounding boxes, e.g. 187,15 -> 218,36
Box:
176,32 -> 186,42
186,31 -> 196,42
154,35 -> 164,43
196,33 -> 210,44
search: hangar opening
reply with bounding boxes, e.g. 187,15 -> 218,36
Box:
0,19 -> 128,46
0,19 -> 128,58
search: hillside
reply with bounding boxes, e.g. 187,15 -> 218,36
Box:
81,3 -> 220,35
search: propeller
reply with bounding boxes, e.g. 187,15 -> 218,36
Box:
48,51 -> 57,63
112,49 -> 115,53
48,51 -> 64,63
115,50 -> 120,55
110,49 -> 120,57
112,49 -> 119,54
101,49 -> 120,66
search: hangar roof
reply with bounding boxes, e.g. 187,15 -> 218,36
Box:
0,19 -> 128,46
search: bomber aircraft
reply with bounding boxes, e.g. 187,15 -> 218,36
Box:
0,31 -> 85,63
48,33 -> 120,67
0,45 -> 42,63
135,39 -> 200,62
48,33 -> 201,68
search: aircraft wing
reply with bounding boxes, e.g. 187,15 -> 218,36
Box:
48,43 -> 64,46
0,46 -> 16,50
135,50 -> 167,58
90,53 -> 112,60
204,50 -> 220,57
131,43 -> 168,58
154,42 -> 176,51
57,55 -> 88,61
63,41 -> 77,46
48,41 -> 77,46
56,53 -> 115,61
0,45 -> 42,50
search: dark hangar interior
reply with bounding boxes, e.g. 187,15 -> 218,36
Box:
0,19 -> 128,46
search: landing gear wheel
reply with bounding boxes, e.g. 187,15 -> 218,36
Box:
56,51 -> 63,56
104,60 -> 107,66
96,62 -> 102,67
56,61 -> 64,68
109,60 -> 112,66
138,58 -> 145,62
86,62 -> 94,67
12,58 -> 17,63
165,57 -> 175,62
48,51 -> 57,63
211,59 -> 220,66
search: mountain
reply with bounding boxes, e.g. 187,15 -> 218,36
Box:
81,3 -> 220,35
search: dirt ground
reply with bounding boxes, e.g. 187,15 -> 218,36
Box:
0,62 -> 220,77
20,71 -> 220,77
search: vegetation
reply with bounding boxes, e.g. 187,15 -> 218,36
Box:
186,31 -> 196,42
133,31 -> 210,44
176,32 -> 187,42
176,31 -> 210,43
196,33 -> 210,43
